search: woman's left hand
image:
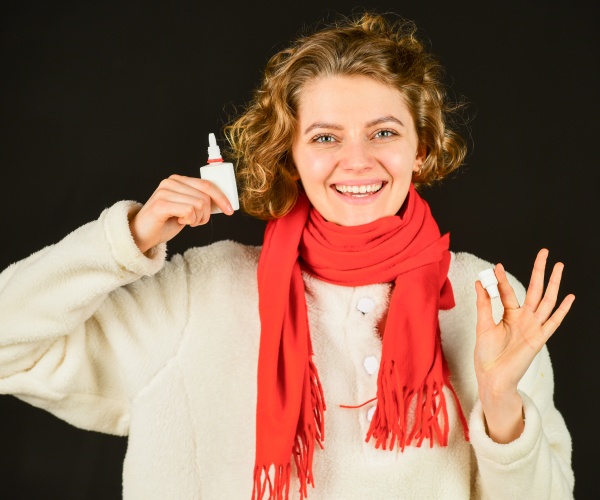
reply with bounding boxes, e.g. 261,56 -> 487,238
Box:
474,248 -> 575,443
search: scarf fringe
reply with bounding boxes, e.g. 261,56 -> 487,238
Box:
293,358 -> 326,499
252,463 -> 291,500
365,361 -> 450,451
252,360 -> 326,500
308,358 -> 326,446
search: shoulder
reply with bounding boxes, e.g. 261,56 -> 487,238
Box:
177,240 -> 261,289
182,240 -> 260,270
448,251 -> 492,290
127,240 -> 260,302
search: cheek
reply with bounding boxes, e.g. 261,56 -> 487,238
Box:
296,153 -> 331,187
298,169 -> 328,196
387,149 -> 418,175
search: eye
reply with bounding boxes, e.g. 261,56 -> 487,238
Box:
373,129 -> 397,139
312,134 -> 337,144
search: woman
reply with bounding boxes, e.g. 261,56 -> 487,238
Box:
0,12 -> 574,499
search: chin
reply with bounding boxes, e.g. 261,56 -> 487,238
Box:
333,211 -> 387,227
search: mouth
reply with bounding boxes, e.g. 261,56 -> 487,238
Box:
333,182 -> 385,197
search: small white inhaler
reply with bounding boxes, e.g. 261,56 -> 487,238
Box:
478,268 -> 500,298
199,133 -> 240,214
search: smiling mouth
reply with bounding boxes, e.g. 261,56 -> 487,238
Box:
334,182 -> 384,197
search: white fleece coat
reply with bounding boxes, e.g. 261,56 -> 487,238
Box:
0,201 -> 574,499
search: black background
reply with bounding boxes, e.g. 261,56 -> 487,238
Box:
0,1 -> 597,498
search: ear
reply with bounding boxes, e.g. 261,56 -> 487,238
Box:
413,144 -> 427,172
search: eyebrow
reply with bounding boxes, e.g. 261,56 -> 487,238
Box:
302,115 -> 405,135
303,122 -> 343,135
366,115 -> 405,128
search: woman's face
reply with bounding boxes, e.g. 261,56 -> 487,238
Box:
292,75 -> 425,226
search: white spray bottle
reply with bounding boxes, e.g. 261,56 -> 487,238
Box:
199,133 -> 240,214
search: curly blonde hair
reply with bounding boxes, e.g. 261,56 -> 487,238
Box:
225,12 -> 467,220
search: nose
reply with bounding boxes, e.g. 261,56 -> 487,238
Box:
338,139 -> 374,173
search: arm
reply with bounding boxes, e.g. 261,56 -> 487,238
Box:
470,250 -> 575,498
0,175 -> 233,435
470,346 -> 574,499
0,201 -> 183,434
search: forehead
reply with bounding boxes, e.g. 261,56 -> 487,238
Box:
296,75 -> 409,121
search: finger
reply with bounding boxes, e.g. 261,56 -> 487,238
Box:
152,177 -> 221,226
151,198 -> 206,226
541,294 -> 575,340
131,198 -> 202,253
173,194 -> 212,227
195,179 -> 235,215
494,263 -> 521,310
189,195 -> 213,227
176,205 -> 202,227
522,248 -> 549,311
170,175 -> 235,215
475,280 -> 496,335
160,176 -> 217,202
151,192 -> 212,225
535,262 -> 564,323
175,197 -> 213,227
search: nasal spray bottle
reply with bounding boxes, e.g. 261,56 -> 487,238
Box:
199,133 -> 240,214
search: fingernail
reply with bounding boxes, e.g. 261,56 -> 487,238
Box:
226,203 -> 234,215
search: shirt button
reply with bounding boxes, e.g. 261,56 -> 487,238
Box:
356,297 -> 375,314
367,405 -> 376,422
363,356 -> 379,375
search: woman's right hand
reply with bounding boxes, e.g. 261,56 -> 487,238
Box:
129,174 -> 234,254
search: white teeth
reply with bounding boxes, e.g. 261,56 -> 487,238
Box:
335,183 -> 382,194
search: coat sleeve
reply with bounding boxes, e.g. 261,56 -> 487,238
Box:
469,348 -> 574,499
462,256 -> 574,499
0,201 -> 190,436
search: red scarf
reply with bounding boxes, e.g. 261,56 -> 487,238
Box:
253,185 -> 469,500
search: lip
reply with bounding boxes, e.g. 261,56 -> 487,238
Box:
330,180 -> 387,204
332,179 -> 384,186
